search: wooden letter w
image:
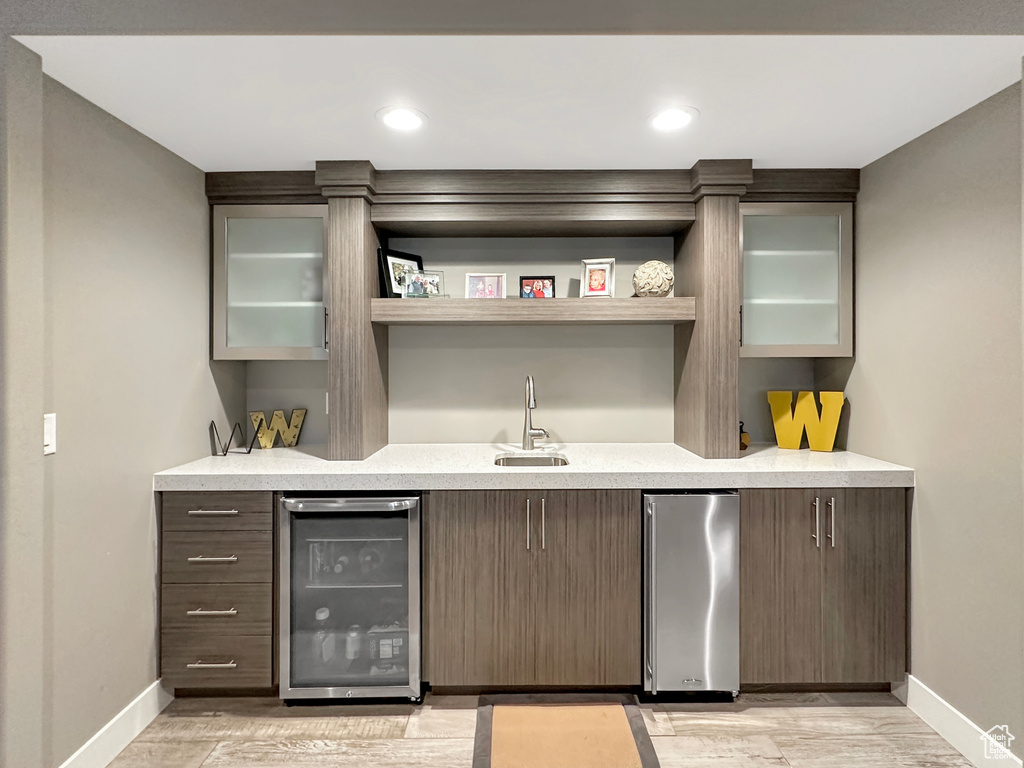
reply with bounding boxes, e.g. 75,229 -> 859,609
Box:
767,391 -> 844,452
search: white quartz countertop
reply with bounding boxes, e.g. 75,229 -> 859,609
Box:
153,442 -> 914,492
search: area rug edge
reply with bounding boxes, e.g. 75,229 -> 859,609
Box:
472,703 -> 493,768
623,703 -> 662,768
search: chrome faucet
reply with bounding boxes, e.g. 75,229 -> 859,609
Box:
523,375 -> 549,451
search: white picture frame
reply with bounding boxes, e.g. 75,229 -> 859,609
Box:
580,258 -> 615,298
465,273 -> 507,299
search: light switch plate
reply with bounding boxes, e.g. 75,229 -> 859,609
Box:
43,413 -> 56,455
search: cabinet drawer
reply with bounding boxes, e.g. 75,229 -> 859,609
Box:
162,531 -> 272,584
162,492 -> 273,532
161,583 -> 272,634
161,633 -> 271,688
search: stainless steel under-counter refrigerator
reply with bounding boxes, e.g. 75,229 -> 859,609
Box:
643,491 -> 740,695
279,496 -> 421,700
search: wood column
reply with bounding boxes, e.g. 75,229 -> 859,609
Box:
673,160 -> 750,458
322,164 -> 388,459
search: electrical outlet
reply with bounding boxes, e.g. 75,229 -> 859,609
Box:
43,413 -> 56,455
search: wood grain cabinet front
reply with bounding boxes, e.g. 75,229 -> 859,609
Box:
159,491 -> 274,690
739,487 -> 906,685
424,489 -> 640,688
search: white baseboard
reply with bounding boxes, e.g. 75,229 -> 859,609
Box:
906,674 -> 1022,767
57,680 -> 172,768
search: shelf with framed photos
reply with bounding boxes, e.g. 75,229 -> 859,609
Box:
369,297 -> 695,326
373,241 -> 692,325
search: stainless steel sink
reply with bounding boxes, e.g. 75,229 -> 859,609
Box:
494,453 -> 569,467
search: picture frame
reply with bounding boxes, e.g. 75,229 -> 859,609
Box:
465,273 -> 506,299
519,275 -> 556,299
403,269 -> 445,297
580,258 -> 615,298
378,247 -> 424,298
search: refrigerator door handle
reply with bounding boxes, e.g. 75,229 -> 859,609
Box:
645,498 -> 657,694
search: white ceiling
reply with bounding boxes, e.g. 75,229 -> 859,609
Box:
17,35 -> 1024,172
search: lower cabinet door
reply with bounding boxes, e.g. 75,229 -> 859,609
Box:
820,488 -> 906,682
536,490 -> 641,686
740,488 -> 823,684
425,490 -> 538,686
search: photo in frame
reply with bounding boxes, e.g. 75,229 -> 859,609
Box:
403,270 -> 445,297
465,273 -> 507,299
377,248 -> 424,298
580,258 -> 615,298
519,276 -> 555,299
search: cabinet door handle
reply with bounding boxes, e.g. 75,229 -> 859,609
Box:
541,498 -> 546,551
187,660 -> 236,669
526,498 -> 531,551
187,509 -> 238,516
828,496 -> 836,548
813,497 -> 820,548
186,608 -> 238,617
187,555 -> 238,563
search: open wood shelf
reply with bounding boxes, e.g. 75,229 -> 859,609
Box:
370,297 -> 696,326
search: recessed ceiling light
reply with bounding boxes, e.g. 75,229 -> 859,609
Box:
376,106 -> 427,132
649,106 -> 700,132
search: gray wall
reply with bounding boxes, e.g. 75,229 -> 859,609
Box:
0,38 -> 46,768
838,82 -> 1023,755
38,77 -> 245,766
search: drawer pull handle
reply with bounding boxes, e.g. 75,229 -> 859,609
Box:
187,555 -> 238,563
186,608 -> 238,617
187,509 -> 239,516
186,660 -> 237,669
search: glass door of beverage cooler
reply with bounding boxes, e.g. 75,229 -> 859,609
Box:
279,497 -> 420,700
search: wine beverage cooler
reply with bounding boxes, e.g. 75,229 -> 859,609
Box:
278,496 -> 421,700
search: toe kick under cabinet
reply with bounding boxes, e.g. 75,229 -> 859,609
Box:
423,489 -> 641,688
160,492 -> 275,689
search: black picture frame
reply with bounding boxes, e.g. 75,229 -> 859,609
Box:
519,275 -> 556,299
377,247 -> 424,298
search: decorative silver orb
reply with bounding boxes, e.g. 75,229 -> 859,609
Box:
632,260 -> 674,297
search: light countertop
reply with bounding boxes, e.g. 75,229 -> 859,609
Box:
153,442 -> 914,492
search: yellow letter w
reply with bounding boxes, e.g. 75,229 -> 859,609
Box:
767,391 -> 844,452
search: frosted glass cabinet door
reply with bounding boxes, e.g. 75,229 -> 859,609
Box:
741,202 -> 853,357
212,205 -> 328,360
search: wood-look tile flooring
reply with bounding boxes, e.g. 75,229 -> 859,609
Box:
107,692 -> 972,767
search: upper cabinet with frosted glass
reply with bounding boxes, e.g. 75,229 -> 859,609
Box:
740,202 -> 853,357
212,205 -> 328,360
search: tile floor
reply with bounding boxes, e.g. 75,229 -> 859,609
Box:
107,692 -> 973,767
